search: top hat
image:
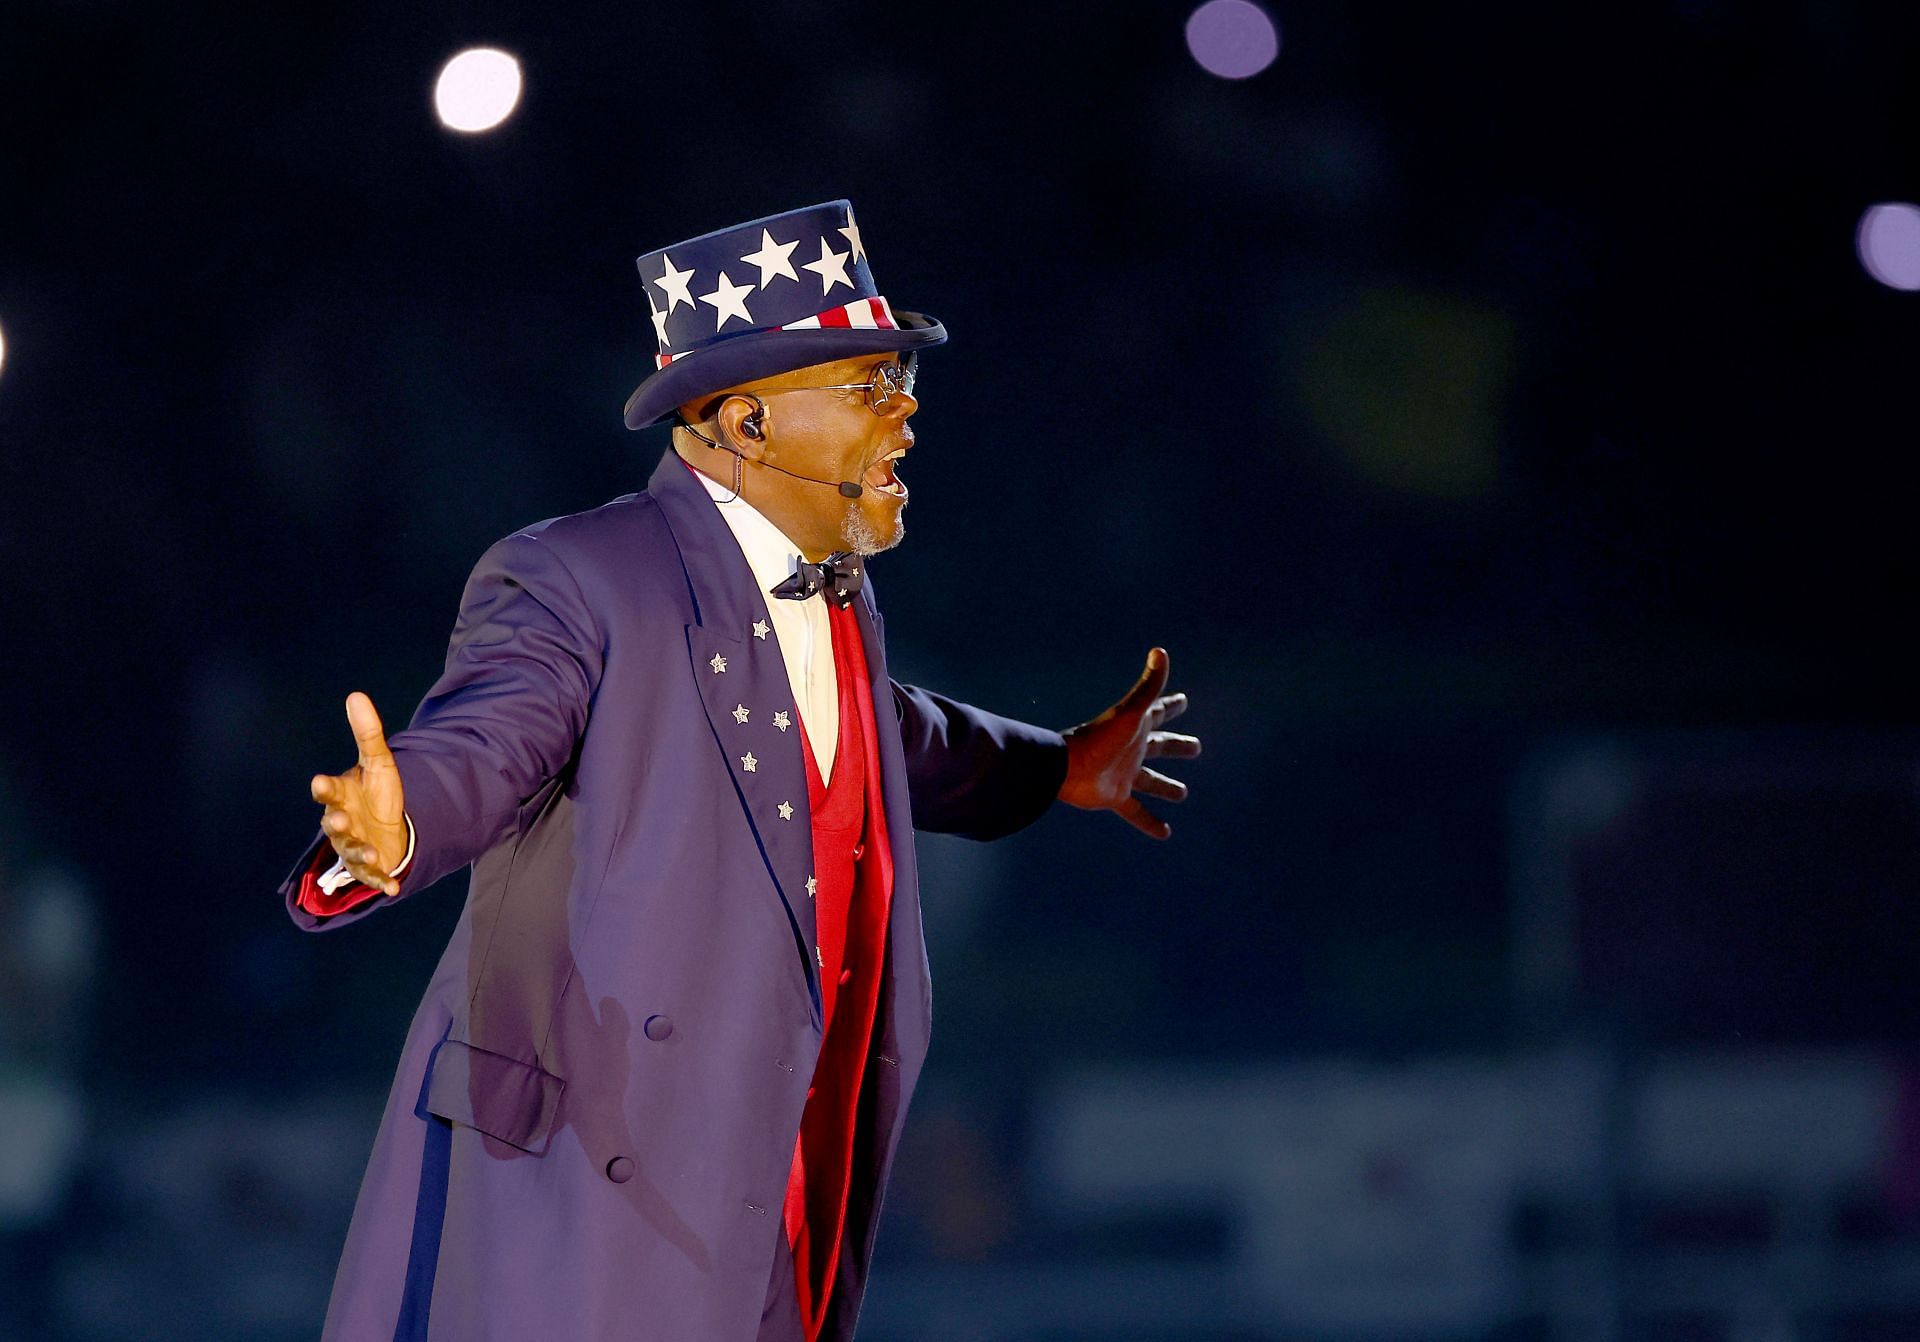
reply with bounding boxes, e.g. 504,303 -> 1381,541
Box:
621,199 -> 947,430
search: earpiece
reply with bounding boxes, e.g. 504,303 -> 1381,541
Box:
740,396 -> 767,440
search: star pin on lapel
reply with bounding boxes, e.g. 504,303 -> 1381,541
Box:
777,801 -> 794,821
773,710 -> 792,732
752,620 -> 770,640
709,653 -> 727,674
806,875 -> 816,897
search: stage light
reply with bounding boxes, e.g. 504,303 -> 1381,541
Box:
434,47 -> 522,134
1857,203 -> 1920,292
1186,0 -> 1280,80
0,320 -> 7,378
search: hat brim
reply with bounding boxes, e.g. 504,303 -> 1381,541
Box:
622,309 -> 947,430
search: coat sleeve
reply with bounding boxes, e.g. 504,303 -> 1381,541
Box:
281,530 -> 605,931
889,681 -> 1068,840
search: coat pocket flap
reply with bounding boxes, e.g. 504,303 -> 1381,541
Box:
420,1038 -> 566,1155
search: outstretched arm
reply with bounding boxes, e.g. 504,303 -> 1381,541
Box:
280,530 -> 604,930
891,647 -> 1199,842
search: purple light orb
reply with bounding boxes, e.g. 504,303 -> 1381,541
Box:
1857,202 -> 1920,292
1186,0 -> 1280,80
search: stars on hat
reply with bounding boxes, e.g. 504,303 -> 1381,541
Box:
652,253 -> 696,313
802,237 -> 852,294
699,270 -> 756,330
839,208 -> 866,265
740,228 -> 800,288
648,294 -> 671,349
731,703 -> 750,724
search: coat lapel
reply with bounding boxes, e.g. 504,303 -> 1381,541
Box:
650,452 -> 821,1014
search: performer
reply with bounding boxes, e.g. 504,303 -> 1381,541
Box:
281,200 -> 1199,1342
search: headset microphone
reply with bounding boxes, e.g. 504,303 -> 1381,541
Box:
758,456 -> 865,499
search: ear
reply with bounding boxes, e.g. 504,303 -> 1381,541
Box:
714,395 -> 769,459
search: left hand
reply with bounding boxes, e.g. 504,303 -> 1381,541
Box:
1059,647 -> 1200,839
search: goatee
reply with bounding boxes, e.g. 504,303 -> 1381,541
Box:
839,500 -> 903,557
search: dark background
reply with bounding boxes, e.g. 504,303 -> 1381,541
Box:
2,1 -> 1918,1338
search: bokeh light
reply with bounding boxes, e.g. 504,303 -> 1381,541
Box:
1185,0 -> 1280,80
0,319 -> 7,378
433,48 -> 523,134
1856,203 -> 1920,292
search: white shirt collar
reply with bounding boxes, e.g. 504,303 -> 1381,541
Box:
688,460 -> 806,598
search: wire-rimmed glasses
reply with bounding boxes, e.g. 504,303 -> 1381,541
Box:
772,352 -> 918,415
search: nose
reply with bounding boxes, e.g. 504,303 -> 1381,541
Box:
884,389 -> 918,420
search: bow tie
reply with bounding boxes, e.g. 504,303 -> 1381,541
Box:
769,552 -> 865,608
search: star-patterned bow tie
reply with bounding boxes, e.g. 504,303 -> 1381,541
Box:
769,552 -> 865,608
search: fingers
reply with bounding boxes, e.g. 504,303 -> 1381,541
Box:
1145,731 -> 1202,760
1133,767 -> 1188,803
320,801 -> 377,867
346,691 -> 394,769
323,809 -> 376,864
350,861 -> 400,898
1116,796 -> 1172,841
313,750 -> 400,895
326,813 -> 398,894
1121,648 -> 1171,716
345,856 -> 399,898
1150,692 -> 1188,727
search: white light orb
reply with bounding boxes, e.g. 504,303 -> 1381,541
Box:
1857,202 -> 1920,292
0,321 -> 7,378
434,47 -> 523,134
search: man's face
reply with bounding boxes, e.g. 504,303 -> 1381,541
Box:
680,351 -> 919,560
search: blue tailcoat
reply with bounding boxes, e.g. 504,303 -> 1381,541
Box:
281,451 -> 1065,1341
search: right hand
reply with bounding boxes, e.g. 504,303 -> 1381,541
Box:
310,691 -> 409,897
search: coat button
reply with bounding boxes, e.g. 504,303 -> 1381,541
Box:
606,1156 -> 635,1184
643,1014 -> 673,1041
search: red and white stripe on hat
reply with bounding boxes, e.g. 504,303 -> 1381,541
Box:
654,296 -> 898,369
780,295 -> 898,332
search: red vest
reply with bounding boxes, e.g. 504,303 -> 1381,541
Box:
781,600 -> 896,1339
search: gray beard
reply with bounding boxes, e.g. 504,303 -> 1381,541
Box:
839,499 -> 903,557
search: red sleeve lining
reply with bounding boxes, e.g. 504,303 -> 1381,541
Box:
294,844 -> 405,918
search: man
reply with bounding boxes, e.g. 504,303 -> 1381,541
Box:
281,200 -> 1199,1341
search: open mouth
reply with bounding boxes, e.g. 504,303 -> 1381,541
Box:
862,445 -> 910,499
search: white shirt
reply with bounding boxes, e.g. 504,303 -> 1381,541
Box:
694,466 -> 841,781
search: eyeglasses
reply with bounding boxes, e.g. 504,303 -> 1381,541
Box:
764,353 -> 918,415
